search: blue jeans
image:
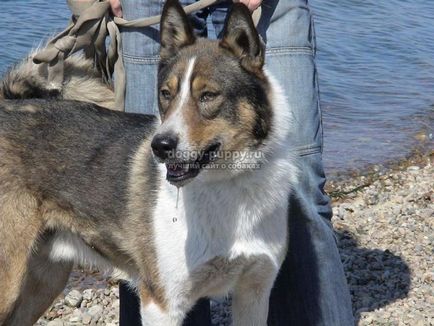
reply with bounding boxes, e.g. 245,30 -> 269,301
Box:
120,0 -> 354,325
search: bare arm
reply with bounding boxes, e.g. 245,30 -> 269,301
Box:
75,0 -> 122,17
233,0 -> 262,11
108,0 -> 122,17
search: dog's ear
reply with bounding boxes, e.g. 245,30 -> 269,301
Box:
220,4 -> 265,74
160,0 -> 196,62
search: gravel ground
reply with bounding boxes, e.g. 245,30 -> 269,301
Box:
37,155 -> 433,325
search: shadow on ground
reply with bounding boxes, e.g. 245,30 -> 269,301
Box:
336,230 -> 411,324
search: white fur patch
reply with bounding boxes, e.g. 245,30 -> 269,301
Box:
157,57 -> 197,152
141,302 -> 184,326
48,231 -> 130,280
177,57 -> 196,111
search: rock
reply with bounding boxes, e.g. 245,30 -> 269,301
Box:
87,304 -> 103,321
82,313 -> 92,325
68,314 -> 82,324
366,194 -> 379,205
112,299 -> 120,309
64,290 -> 83,308
47,320 -> 64,326
364,315 -> 374,324
82,289 -> 94,301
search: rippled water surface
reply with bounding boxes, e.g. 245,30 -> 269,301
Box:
1,0 -> 433,174
312,0 -> 434,173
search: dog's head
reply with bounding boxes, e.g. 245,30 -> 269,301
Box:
152,0 -> 274,187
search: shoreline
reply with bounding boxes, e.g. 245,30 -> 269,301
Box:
327,149 -> 433,198
37,151 -> 433,325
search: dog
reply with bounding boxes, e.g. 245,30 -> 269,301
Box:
0,0 -> 297,325
0,47 -> 115,110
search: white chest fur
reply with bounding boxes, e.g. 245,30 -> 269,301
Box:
152,152 -> 294,305
151,69 -> 296,311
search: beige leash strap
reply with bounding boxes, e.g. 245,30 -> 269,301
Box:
33,0 -> 262,111
33,1 -> 111,87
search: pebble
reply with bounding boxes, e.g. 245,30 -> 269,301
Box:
64,290 -> 83,308
82,313 -> 92,325
83,289 -> 94,301
47,321 -> 64,326
88,304 -> 103,320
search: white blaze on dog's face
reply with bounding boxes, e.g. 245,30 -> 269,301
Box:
152,0 -> 273,186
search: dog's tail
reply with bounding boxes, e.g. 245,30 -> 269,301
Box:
0,49 -> 116,110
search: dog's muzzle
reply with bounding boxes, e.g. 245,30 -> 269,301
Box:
154,140 -> 221,187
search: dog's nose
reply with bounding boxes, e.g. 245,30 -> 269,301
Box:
151,134 -> 178,160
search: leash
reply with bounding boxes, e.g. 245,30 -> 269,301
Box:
33,0 -> 262,111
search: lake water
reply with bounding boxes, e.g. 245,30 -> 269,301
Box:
1,0 -> 433,175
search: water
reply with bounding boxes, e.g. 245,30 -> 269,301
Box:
312,0 -> 434,173
1,0 -> 433,175
1,0 -> 69,64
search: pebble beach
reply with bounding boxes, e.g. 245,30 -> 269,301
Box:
36,153 -> 433,326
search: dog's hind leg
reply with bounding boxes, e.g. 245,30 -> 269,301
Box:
3,232 -> 73,326
0,188 -> 45,325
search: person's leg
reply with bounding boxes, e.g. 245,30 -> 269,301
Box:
262,1 -> 354,324
211,0 -> 354,324
119,1 -> 211,325
120,0 -> 353,324
120,0 -> 162,115
119,2 -> 161,324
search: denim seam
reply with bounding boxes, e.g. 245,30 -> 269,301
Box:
123,54 -> 159,64
295,144 -> 322,156
123,47 -> 314,62
266,46 -> 313,56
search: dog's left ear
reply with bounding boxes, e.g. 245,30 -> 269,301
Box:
220,4 -> 265,74
160,0 -> 196,62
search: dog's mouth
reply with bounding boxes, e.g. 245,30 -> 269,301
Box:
165,142 -> 221,186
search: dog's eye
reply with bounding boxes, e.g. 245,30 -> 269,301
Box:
160,89 -> 172,100
199,91 -> 219,103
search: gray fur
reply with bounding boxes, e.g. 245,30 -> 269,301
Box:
0,98 -> 161,324
0,50 -> 116,110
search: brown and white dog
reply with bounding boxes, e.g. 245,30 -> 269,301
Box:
0,0 -> 296,325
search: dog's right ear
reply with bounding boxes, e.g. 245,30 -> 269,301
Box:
160,0 -> 196,62
220,4 -> 265,74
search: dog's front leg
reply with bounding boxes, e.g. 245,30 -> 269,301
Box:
138,285 -> 188,326
140,304 -> 185,326
232,262 -> 278,326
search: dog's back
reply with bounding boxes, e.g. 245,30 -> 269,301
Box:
0,99 -> 156,219
0,53 -> 116,110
